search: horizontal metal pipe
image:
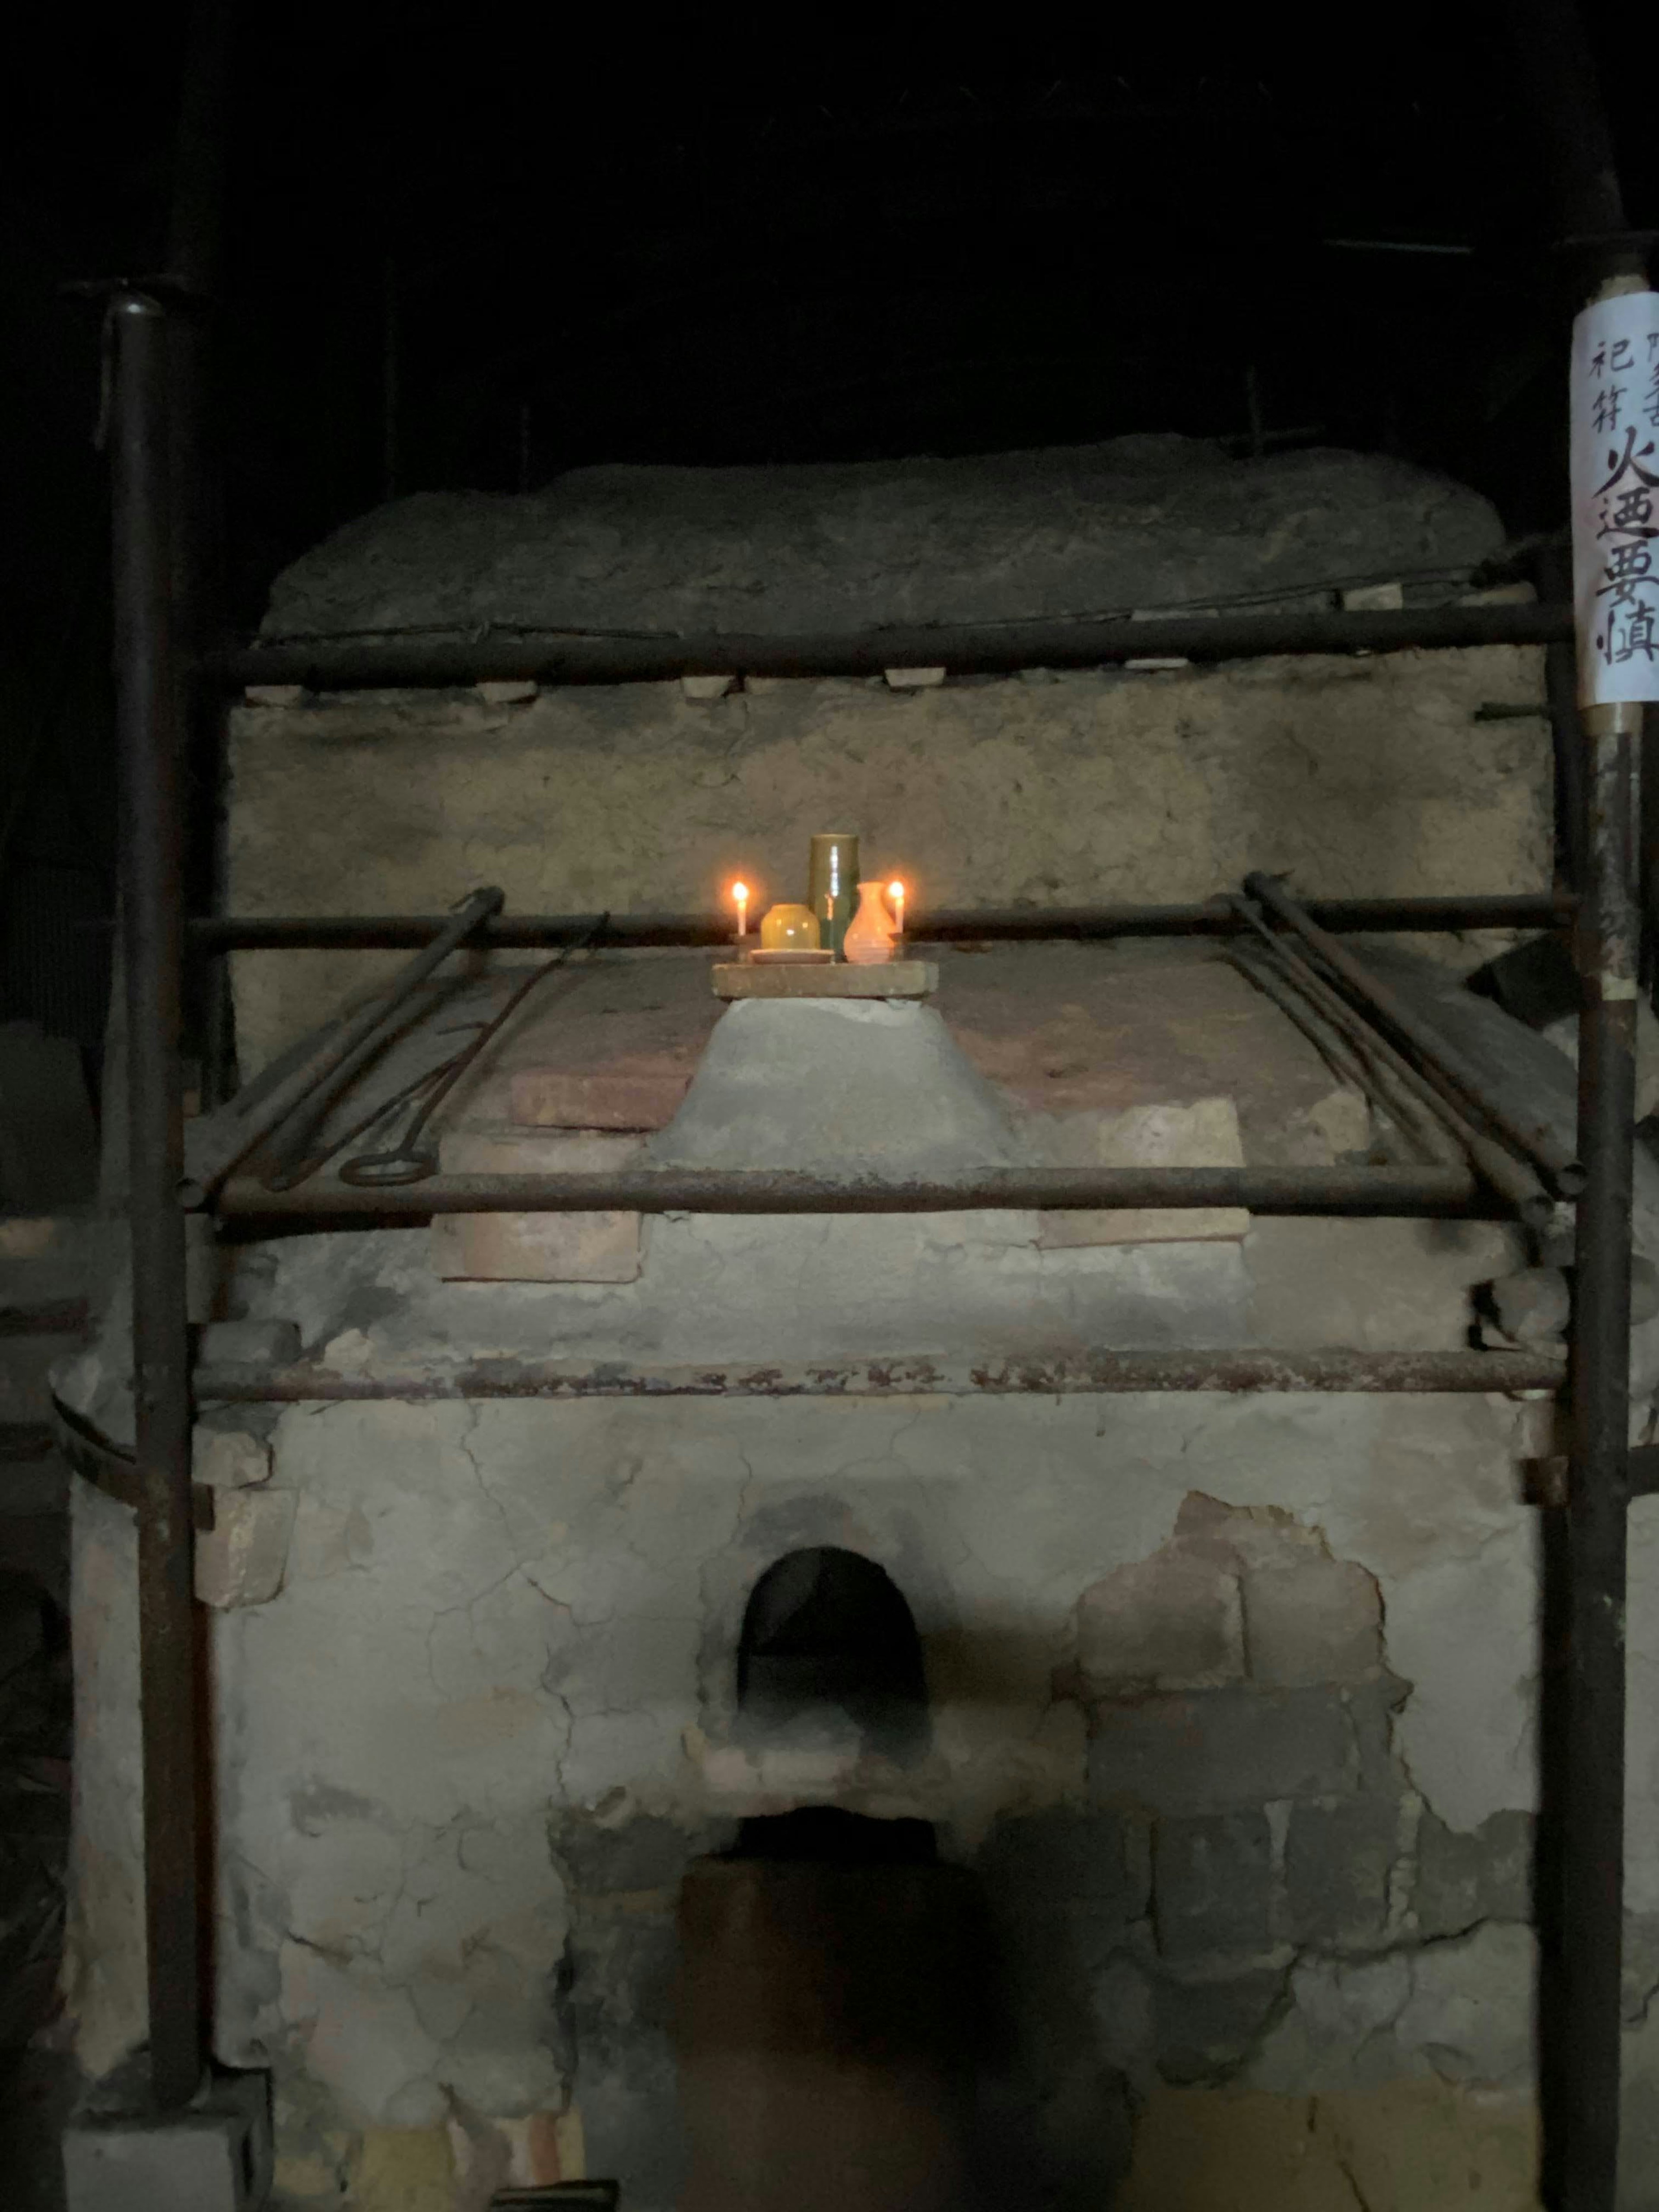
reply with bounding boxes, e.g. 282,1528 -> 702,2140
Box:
216,1162 -> 1484,1219
1243,873 -> 1585,1194
210,599 -> 1570,692
185,893 -> 1573,953
196,1345 -> 1566,1400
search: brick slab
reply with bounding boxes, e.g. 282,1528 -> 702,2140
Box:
1153,1811 -> 1274,1959
1088,1687 -> 1354,1814
1284,1796 -> 1398,1945
509,1068 -> 691,1131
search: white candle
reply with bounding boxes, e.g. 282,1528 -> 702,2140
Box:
888,880 -> 905,938
732,881 -> 750,941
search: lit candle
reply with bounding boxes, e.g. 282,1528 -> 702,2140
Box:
888,880 -> 905,939
732,880 -> 750,941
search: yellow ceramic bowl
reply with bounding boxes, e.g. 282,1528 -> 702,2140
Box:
759,902 -> 821,951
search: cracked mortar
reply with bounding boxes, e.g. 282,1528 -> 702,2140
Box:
66,1385 -> 1582,2207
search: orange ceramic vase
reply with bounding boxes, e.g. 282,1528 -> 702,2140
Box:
842,882 -> 897,965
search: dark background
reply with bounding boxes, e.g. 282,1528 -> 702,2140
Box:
0,6 -> 1646,1053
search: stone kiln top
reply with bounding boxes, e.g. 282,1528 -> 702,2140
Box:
259,436 -> 1503,645
68,935 -> 1659,1433
222,941 -> 1428,1182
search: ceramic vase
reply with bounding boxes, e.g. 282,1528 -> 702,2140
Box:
843,881 -> 897,965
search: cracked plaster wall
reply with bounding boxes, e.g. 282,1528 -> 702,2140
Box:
235,1397 -> 1659,2205
67,1376 -> 1659,2206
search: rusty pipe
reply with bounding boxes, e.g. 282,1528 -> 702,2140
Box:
1226,950 -> 1464,1167
208,598 -> 1570,693
1228,900 -> 1554,1222
180,884 -> 504,1203
1243,872 -> 1584,1194
213,1162 -> 1487,1220
179,892 -> 1573,952
110,290 -> 204,2110
194,1346 -> 1566,1402
1558,698 -> 1642,2212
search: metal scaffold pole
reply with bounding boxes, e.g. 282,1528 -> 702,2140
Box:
1503,4 -> 1651,2194
110,288 -> 205,2110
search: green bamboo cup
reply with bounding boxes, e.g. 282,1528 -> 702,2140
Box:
807,832 -> 860,958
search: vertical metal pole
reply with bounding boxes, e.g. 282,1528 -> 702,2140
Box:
110,290 -> 205,2110
1560,694 -> 1639,2212
1640,707 -> 1659,1001
1504,10 -> 1644,2198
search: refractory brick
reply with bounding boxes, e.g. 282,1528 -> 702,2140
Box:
1284,1796 -> 1399,1946
1076,1552 -> 1245,1695
1239,1556 -> 1383,1688
1153,1811 -> 1274,1960
1088,1688 -> 1355,1815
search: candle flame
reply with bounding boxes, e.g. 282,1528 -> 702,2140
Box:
887,880 -> 903,900
731,881 -> 749,902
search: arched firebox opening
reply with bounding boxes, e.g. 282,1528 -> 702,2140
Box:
728,1545 -> 934,1866
735,1544 -> 929,1761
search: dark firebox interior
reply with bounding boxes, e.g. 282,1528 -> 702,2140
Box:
735,1544 -> 929,1766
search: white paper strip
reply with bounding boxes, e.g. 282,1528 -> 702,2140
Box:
1571,289 -> 1659,704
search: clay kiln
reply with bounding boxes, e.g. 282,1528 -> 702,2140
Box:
56,434 -> 1659,2210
